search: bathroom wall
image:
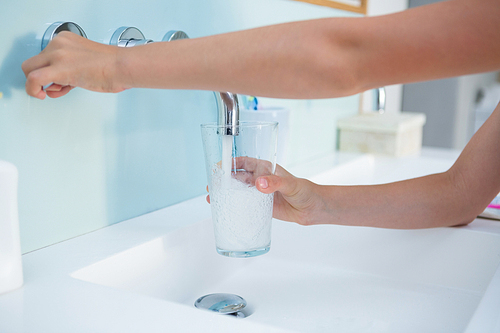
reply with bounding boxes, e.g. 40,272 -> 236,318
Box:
0,0 -> 359,253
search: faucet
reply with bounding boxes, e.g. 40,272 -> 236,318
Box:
214,92 -> 239,136
163,31 -> 240,136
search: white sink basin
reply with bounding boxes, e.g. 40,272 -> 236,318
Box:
73,218 -> 500,332
72,154 -> 500,332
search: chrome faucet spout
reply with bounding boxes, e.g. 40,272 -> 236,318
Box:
214,92 -> 239,136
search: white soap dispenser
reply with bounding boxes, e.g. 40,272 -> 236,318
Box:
0,160 -> 23,294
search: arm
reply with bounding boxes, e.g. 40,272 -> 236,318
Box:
256,102 -> 500,228
22,0 -> 500,99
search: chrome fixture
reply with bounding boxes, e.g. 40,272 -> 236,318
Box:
41,21 -> 87,51
194,293 -> 247,317
161,30 -> 240,136
375,86 -> 386,114
214,92 -> 240,136
162,30 -> 189,42
109,27 -> 153,47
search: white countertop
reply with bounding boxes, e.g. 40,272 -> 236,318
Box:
1,148 -> 499,333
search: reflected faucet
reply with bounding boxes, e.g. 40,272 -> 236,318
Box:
163,31 -> 239,136
375,86 -> 386,114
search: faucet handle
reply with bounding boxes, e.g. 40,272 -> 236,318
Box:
162,30 -> 189,42
42,21 -> 87,51
110,27 -> 153,47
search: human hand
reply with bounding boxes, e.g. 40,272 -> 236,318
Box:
206,157 -> 326,226
22,31 -> 125,99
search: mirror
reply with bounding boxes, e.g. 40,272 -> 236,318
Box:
293,0 -> 367,14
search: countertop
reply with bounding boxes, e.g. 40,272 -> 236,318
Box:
1,148 -> 499,333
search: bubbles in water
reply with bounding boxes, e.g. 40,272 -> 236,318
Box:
210,167 -> 273,252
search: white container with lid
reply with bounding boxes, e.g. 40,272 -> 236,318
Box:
0,160 -> 23,294
338,112 -> 427,157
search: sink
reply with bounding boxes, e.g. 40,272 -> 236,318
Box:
72,154 -> 500,332
72,221 -> 500,333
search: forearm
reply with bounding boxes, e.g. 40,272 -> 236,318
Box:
355,0 -> 500,90
313,102 -> 500,229
118,0 -> 500,98
117,19 -> 362,99
318,172 -> 469,229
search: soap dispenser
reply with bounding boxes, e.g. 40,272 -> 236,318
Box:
0,160 -> 23,294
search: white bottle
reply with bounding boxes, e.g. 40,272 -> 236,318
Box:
0,161 -> 23,294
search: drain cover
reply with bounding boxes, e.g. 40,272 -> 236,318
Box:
194,293 -> 247,314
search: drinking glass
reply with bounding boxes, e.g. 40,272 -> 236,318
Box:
201,121 -> 278,258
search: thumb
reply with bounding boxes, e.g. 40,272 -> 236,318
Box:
255,174 -> 298,197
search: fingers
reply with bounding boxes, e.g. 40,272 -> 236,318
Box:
28,87 -> 46,100
24,66 -> 57,99
207,160 -> 297,203
24,63 -> 74,99
232,170 -> 256,186
22,43 -> 54,99
256,173 -> 299,197
44,83 -> 63,92
46,85 -> 74,98
21,49 -> 50,78
22,32 -> 103,99
220,156 -> 295,196
206,185 -> 211,204
232,156 -> 272,174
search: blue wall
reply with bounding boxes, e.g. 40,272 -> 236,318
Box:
0,0 -> 359,253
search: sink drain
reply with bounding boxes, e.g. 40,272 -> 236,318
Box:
194,293 -> 249,318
